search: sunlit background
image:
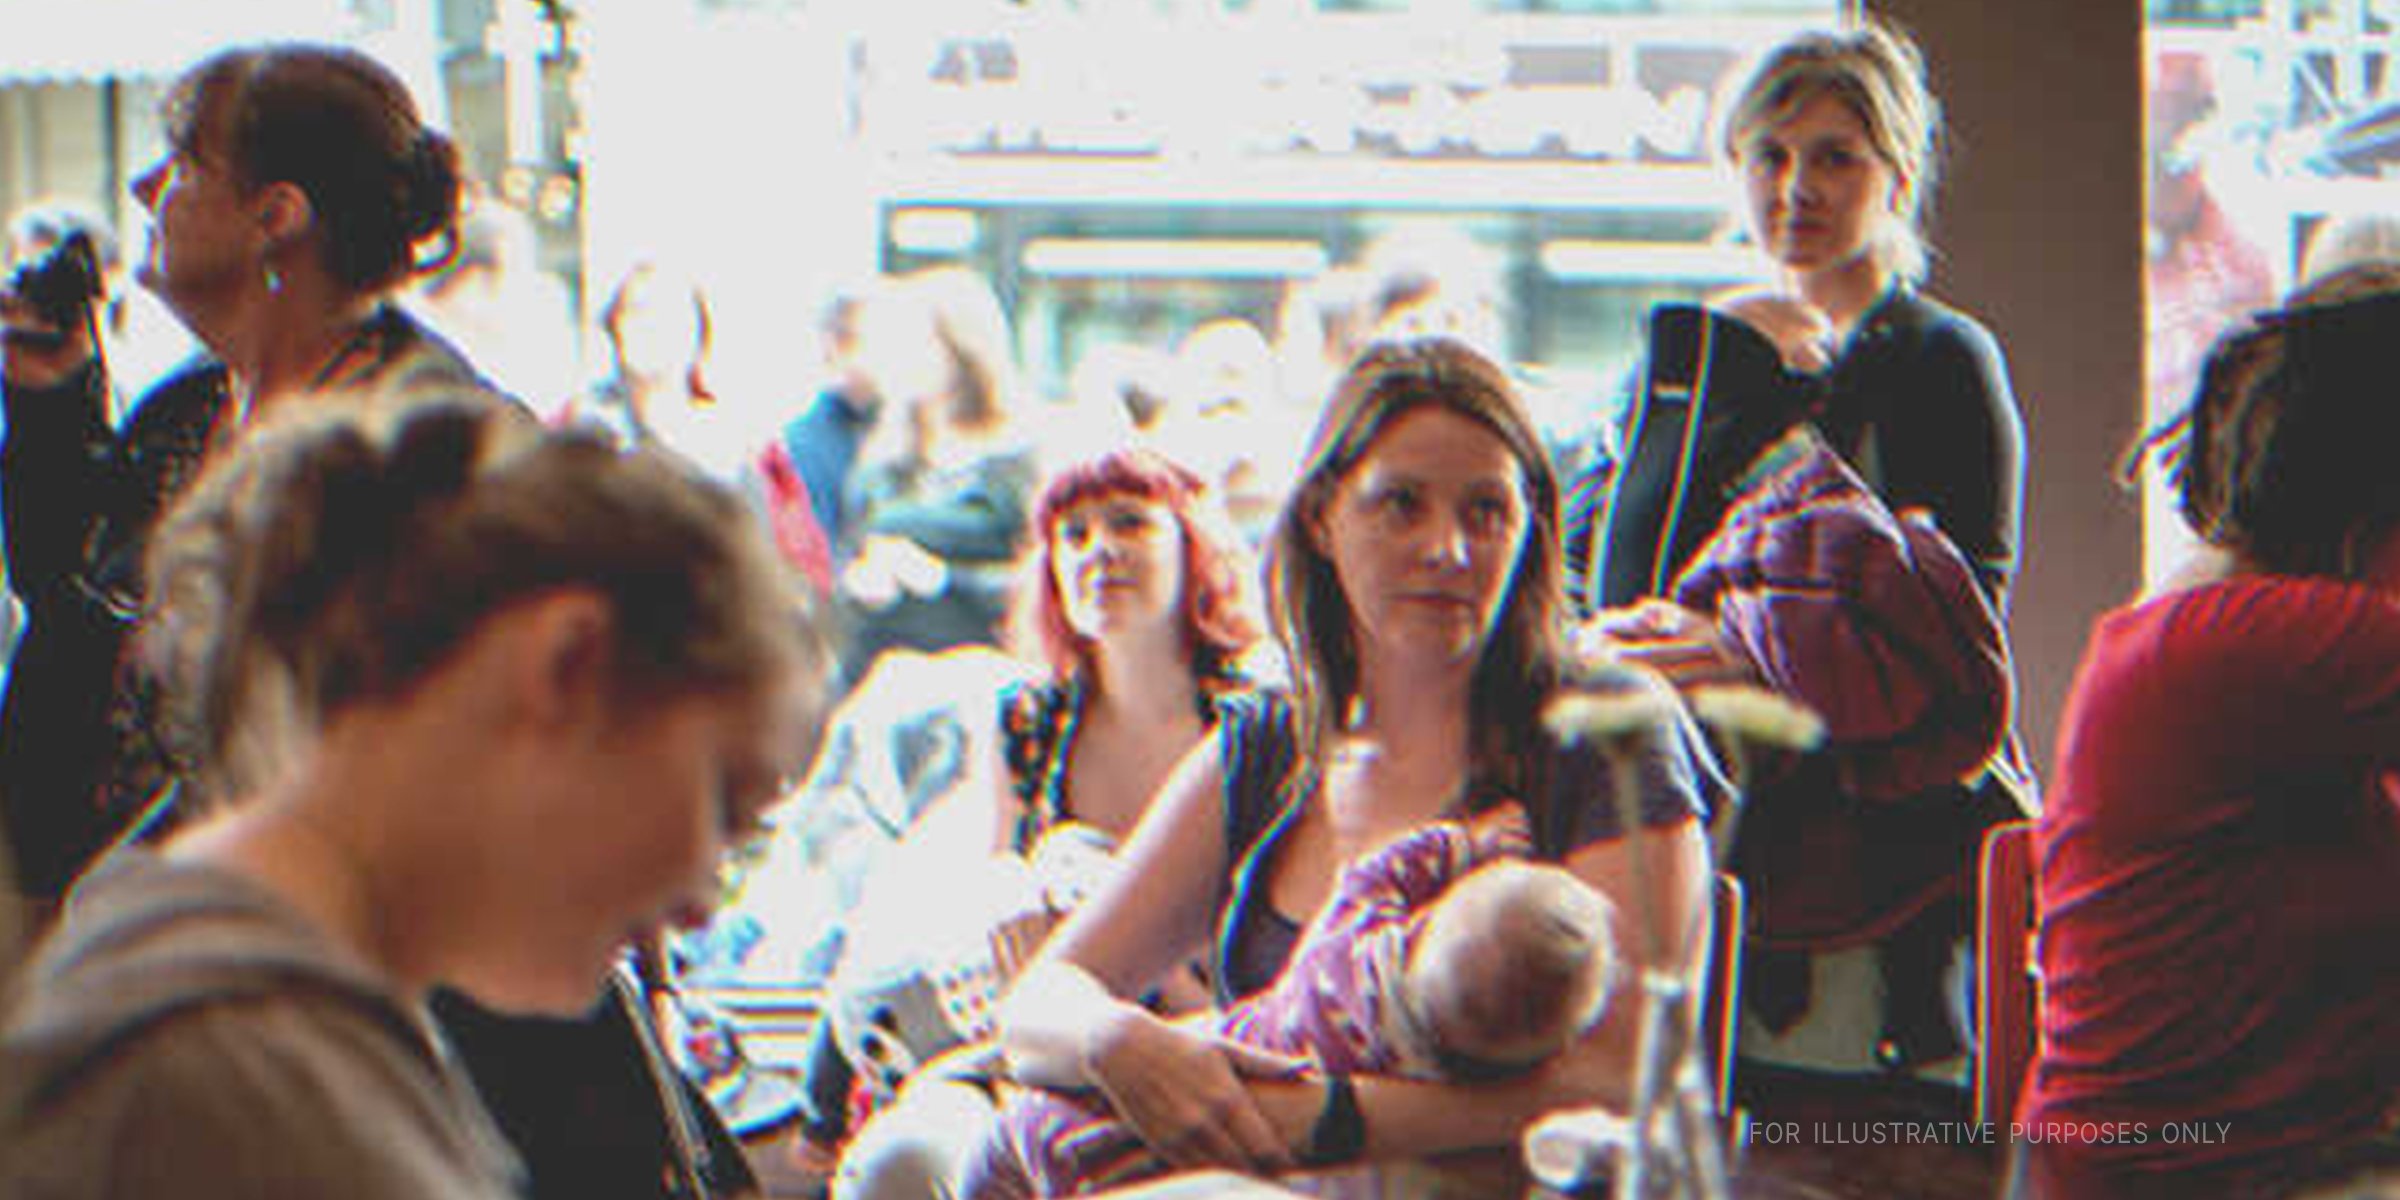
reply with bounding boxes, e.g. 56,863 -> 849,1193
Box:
0,0 -> 2391,579
5,0 -> 2394,1128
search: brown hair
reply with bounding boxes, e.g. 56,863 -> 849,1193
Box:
142,393 -> 831,798
1722,18 -> 1943,285
1264,337 -> 1567,820
166,43 -> 464,292
2128,265 -> 2400,579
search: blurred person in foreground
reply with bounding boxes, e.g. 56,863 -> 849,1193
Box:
0,395 -> 832,1198
2017,266 -> 2400,1199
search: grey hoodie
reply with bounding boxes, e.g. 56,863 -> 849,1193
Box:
0,850 -> 521,1198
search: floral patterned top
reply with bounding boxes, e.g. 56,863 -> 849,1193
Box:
996,655 -> 1253,857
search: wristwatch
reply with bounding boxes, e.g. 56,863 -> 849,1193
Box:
1302,1074 -> 1365,1166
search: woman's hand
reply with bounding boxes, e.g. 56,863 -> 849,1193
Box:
1084,1006 -> 1308,1173
1577,600 -> 1759,690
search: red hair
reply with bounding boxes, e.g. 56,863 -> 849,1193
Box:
1007,447 -> 1262,681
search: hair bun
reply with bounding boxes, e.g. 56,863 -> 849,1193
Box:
399,128 -> 463,246
290,405 -> 483,613
386,403 -> 483,493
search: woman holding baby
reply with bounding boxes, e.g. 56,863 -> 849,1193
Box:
988,337 -> 1718,1192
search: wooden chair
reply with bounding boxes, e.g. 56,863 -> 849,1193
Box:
1974,819 -> 2040,1127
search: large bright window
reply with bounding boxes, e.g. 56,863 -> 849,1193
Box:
839,3 -> 1835,468
2141,0 -> 2400,580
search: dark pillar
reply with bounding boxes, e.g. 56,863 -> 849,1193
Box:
1868,0 -> 2146,783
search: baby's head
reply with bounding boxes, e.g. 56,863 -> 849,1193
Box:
1401,860 -> 1622,1077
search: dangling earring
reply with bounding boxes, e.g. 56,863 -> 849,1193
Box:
263,262 -> 283,295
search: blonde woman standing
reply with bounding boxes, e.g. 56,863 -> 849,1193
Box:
1721,18 -> 2023,605
1600,19 -> 2031,1100
1565,18 -> 2021,612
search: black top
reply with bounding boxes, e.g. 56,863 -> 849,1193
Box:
0,307 -> 500,896
1811,289 -> 2025,608
432,985 -> 756,1200
0,356 -> 219,895
1563,290 -> 2024,617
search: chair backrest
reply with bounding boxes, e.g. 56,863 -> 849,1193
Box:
1975,819 -> 2039,1126
1700,871 -> 1744,1110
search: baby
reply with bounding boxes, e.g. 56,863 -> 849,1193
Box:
963,805 -> 1622,1198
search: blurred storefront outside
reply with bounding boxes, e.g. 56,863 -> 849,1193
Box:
2,0 -> 1835,436
2139,0 -> 2400,582
4,0 -> 2391,576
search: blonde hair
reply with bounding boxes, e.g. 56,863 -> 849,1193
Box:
1722,18 -> 1943,286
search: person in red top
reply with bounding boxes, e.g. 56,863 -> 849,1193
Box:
2019,267 -> 2400,1199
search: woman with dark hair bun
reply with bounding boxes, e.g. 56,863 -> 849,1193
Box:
2,47 -> 806,1200
0,42 -> 497,904
163,43 -> 466,296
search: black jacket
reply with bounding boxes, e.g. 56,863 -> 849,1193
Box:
0,308 -> 493,896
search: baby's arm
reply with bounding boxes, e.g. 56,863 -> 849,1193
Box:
1321,805 -> 1531,932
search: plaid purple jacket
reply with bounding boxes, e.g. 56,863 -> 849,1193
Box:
1674,427 -> 2012,803
1669,429 -> 2020,946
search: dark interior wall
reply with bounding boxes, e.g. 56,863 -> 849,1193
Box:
1869,0 -> 2146,784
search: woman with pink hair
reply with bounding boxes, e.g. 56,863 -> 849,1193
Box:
820,445 -> 1269,1200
